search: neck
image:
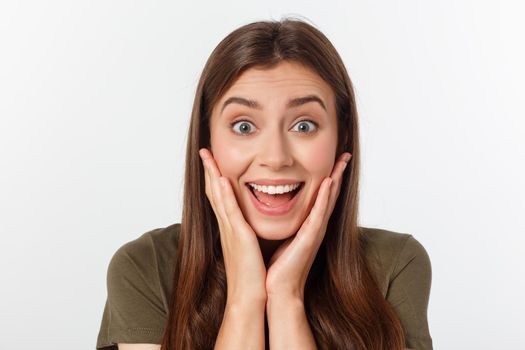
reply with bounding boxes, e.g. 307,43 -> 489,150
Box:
257,236 -> 285,266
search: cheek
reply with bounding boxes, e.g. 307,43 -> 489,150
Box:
298,136 -> 337,215
298,135 -> 338,178
213,147 -> 245,176
210,134 -> 251,188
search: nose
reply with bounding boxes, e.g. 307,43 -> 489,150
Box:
257,131 -> 293,170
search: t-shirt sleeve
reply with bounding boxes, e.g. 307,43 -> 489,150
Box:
386,235 -> 433,350
96,238 -> 167,349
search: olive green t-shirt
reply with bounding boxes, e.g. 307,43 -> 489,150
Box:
96,223 -> 433,349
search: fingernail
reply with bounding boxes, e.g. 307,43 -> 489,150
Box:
343,153 -> 351,163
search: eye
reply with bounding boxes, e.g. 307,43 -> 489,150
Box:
291,120 -> 318,133
231,120 -> 256,135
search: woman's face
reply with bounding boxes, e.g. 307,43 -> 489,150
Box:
209,60 -> 339,241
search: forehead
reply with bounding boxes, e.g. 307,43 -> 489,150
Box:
213,61 -> 336,112
232,61 -> 328,88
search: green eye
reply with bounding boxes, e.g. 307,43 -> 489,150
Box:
231,120 -> 256,135
292,120 -> 318,133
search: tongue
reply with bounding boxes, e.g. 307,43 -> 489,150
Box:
253,190 -> 294,208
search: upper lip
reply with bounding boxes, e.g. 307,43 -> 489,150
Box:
246,179 -> 304,186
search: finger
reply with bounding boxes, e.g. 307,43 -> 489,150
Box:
309,153 -> 347,227
203,159 -> 227,229
310,177 -> 334,229
201,155 -> 219,212
326,152 -> 351,211
329,152 -> 351,180
200,149 -> 226,188
199,149 -> 230,216
200,150 -> 228,229
296,177 -> 333,244
202,158 -> 215,208
199,148 -> 216,168
207,162 -> 231,229
219,176 -> 256,238
296,153 -> 350,240
199,148 -> 223,196
199,148 -> 212,198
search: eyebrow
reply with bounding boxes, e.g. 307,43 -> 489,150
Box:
220,94 -> 327,114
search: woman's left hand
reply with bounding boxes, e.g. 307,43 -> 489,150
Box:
265,152 -> 352,301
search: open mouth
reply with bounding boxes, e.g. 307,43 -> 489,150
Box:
246,182 -> 304,208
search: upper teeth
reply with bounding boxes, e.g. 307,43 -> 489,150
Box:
249,183 -> 301,195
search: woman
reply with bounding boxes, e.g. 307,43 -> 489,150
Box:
96,18 -> 433,350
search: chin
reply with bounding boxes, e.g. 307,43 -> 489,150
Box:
249,219 -> 301,241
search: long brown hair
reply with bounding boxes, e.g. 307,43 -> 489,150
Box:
161,17 -> 406,350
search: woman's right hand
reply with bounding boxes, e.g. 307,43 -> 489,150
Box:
199,148 -> 268,306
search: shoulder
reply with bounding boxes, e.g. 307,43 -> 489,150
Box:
358,226 -> 432,296
106,223 -> 181,317
97,223 -> 181,349
359,226 -> 433,347
112,222 -> 180,262
359,226 -> 414,262
109,223 -> 180,280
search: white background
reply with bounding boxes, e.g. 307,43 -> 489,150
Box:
1,1 -> 524,349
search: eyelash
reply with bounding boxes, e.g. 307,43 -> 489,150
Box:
230,119 -> 319,136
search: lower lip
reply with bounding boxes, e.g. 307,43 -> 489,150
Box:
247,184 -> 303,216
